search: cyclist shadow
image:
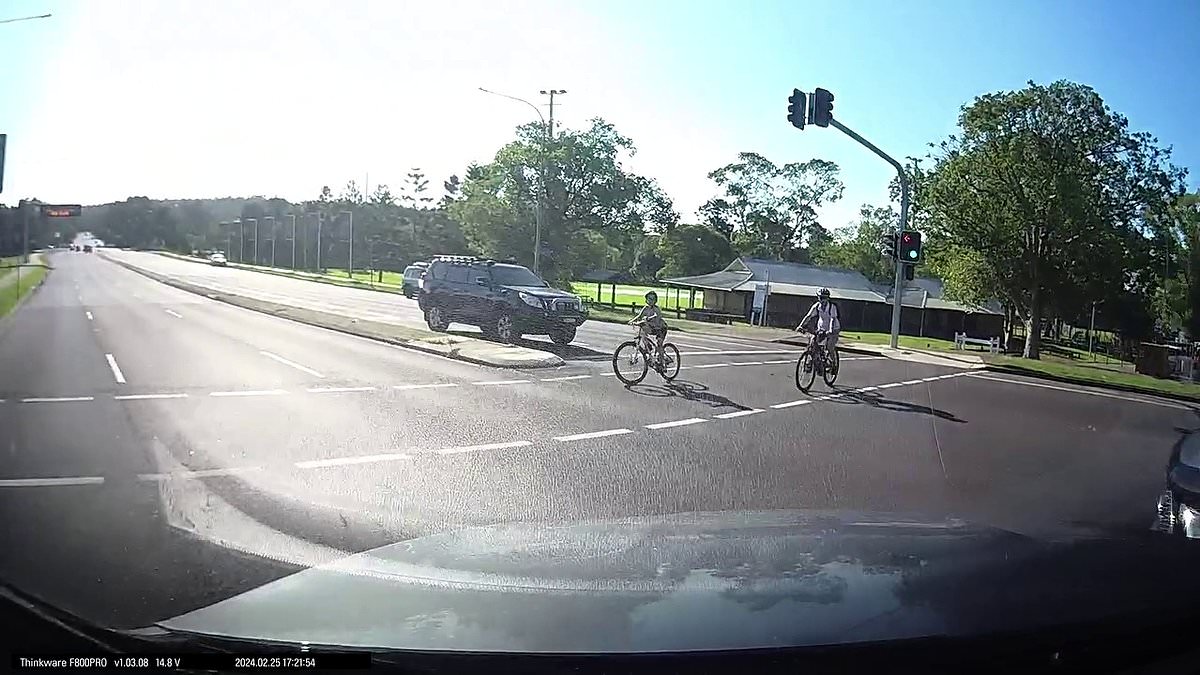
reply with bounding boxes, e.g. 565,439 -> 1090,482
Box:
625,379 -> 754,413
826,386 -> 967,423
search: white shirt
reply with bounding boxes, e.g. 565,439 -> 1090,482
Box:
802,300 -> 840,333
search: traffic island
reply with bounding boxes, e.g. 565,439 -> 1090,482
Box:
105,256 -> 564,369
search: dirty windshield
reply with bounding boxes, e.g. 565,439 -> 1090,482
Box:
2,0 -> 1200,663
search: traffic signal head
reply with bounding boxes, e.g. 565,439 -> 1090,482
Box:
879,231 -> 897,258
787,89 -> 806,130
812,88 -> 834,127
898,230 -> 923,262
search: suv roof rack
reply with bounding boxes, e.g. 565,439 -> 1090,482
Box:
430,255 -> 497,266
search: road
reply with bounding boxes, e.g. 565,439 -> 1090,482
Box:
0,250 -> 1193,631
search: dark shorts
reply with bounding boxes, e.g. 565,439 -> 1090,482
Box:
647,325 -> 667,337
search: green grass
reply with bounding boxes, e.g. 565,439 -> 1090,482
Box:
322,268 -> 404,286
571,282 -> 701,311
838,331 -> 960,352
0,264 -> 47,318
985,354 -> 1200,402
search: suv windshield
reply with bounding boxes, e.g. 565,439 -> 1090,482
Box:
490,265 -> 546,287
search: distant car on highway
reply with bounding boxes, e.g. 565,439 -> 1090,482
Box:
401,262 -> 428,298
208,252 -> 228,267
83,244 -> 93,253
417,255 -> 587,344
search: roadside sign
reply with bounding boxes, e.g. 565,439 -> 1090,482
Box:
752,282 -> 768,311
41,204 -> 81,217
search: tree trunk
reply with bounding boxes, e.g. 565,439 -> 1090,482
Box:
1023,284 -> 1042,359
1003,306 -> 1015,350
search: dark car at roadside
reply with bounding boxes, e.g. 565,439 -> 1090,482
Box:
401,262 -> 428,298
417,255 -> 587,344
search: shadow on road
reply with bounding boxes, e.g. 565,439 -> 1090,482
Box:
625,378 -> 752,413
444,329 -> 610,360
828,387 -> 967,424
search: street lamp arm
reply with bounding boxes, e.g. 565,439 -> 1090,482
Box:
478,87 -> 545,125
0,13 -> 51,25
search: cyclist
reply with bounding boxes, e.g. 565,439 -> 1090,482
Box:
630,291 -> 668,366
797,288 -> 840,370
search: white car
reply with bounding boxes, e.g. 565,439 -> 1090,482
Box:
208,253 -> 228,267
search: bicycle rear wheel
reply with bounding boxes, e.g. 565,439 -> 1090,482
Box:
613,341 -> 648,385
795,351 -> 816,392
660,343 -> 681,381
822,348 -> 839,386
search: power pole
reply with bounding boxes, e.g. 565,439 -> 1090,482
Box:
540,89 -> 566,138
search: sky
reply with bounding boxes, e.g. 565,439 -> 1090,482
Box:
2,0 -> 1198,233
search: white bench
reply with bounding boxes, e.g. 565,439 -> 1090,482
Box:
954,332 -> 1000,354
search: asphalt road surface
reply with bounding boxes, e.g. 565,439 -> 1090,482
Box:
0,250 -> 1194,630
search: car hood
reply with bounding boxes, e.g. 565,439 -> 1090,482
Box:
155,510 -> 1200,653
500,285 -> 577,299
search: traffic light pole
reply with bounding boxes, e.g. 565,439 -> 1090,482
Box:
828,118 -> 909,349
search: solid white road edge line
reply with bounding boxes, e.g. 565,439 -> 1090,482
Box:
20,396 -> 95,403
260,350 -> 325,378
295,453 -> 414,469
966,373 -> 1193,409
541,375 -> 592,382
0,477 -> 105,487
114,393 -> 188,400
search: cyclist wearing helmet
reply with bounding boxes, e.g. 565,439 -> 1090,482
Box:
630,290 -> 668,365
797,287 -> 840,365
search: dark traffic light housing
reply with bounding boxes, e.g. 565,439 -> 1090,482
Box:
787,89 -> 806,130
812,88 -> 834,127
898,230 -> 923,262
879,231 -> 897,258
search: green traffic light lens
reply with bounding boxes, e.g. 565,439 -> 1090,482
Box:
908,251 -> 917,259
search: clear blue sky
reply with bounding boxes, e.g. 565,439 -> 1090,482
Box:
2,0 -> 1197,231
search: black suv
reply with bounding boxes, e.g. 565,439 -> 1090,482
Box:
417,256 -> 587,344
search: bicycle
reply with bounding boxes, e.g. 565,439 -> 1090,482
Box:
795,330 -> 839,392
612,326 -> 681,385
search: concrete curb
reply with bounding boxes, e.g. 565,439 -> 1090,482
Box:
980,364 -> 1200,406
105,255 -> 564,369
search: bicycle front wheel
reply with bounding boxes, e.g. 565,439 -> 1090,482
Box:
822,348 -> 839,386
613,341 -> 648,385
660,343 -> 681,381
795,352 -> 816,392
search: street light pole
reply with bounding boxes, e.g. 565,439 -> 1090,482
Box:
234,219 -> 244,263
248,218 -> 259,265
289,214 -> 297,270
478,87 -> 548,275
339,210 -> 354,278
265,215 -> 276,267
316,214 -> 323,271
539,89 -> 566,138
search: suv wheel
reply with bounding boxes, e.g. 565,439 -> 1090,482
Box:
426,306 -> 449,332
549,325 -> 576,345
495,313 -> 517,343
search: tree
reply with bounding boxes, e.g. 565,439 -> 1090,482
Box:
657,223 -> 734,278
450,118 -> 676,284
920,80 -> 1186,358
702,153 -> 844,260
630,235 -> 665,281
813,204 -> 897,283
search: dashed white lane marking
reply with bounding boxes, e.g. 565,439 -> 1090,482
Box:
734,361 -> 766,366
306,386 -> 376,393
876,382 -> 903,389
114,393 -> 188,400
858,386 -> 878,392
85,311 -> 93,320
20,396 -> 94,403
165,309 -> 183,318
967,373 -> 1193,410
690,363 -> 729,369
554,428 -> 634,442
393,383 -> 459,390
762,359 -> 793,364
541,375 -> 592,382
260,351 -> 324,378
771,399 -> 812,409
296,452 -> 413,469
472,379 -> 532,386
714,408 -> 765,419
902,379 -> 925,385
645,418 -> 707,430
0,476 -> 105,487
209,389 -> 288,397
105,353 -> 127,384
137,466 -> 262,481
434,440 -> 533,455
